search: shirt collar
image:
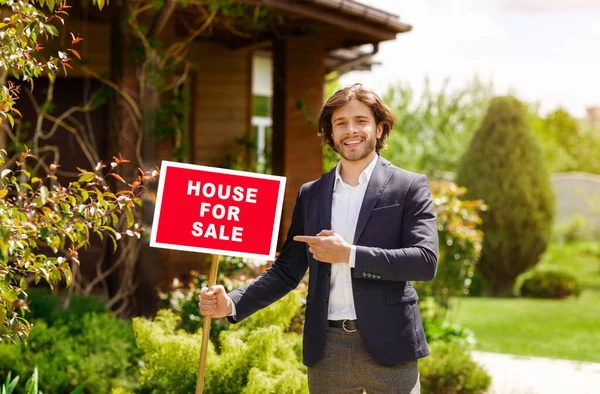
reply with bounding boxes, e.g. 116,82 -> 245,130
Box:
334,154 -> 379,190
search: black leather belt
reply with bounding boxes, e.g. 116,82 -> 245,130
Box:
328,319 -> 358,332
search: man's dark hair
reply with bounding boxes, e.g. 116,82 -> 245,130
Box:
318,83 -> 395,153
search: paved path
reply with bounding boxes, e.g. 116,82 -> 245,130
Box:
472,351 -> 600,394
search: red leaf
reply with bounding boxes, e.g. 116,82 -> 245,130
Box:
113,154 -> 130,164
70,32 -> 83,44
67,48 -> 81,60
108,173 -> 127,184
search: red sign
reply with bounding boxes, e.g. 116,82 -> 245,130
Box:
150,161 -> 286,260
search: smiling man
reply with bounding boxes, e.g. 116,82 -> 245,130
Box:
199,84 -> 438,393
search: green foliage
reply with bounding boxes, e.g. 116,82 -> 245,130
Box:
127,1 -> 284,162
0,291 -> 139,394
2,367 -> 86,394
0,0 -> 90,124
456,96 -> 556,295
450,240 -> 600,361
518,270 -> 581,299
160,266 -> 303,349
531,107 -> 600,174
322,79 -> 341,172
158,256 -> 271,344
131,292 -> 307,394
204,1 -> 285,29
0,149 -> 157,343
23,287 -> 107,328
322,145 -> 339,173
382,76 -> 494,179
420,341 -> 491,394
417,182 -> 485,317
2,371 -> 19,394
109,389 -> 134,394
252,95 -> 270,117
91,0 -> 107,11
422,318 -> 475,347
132,310 -> 201,393
553,214 -> 594,244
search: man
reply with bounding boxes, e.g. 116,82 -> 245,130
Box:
199,84 -> 438,393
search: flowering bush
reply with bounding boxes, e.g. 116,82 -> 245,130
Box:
0,149 -> 157,342
415,182 -> 485,317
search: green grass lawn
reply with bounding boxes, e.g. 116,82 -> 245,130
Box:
448,241 -> 600,363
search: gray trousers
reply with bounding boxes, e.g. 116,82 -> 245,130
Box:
307,327 -> 420,394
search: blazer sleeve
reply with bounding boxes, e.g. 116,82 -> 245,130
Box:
353,174 -> 438,282
227,187 -> 309,323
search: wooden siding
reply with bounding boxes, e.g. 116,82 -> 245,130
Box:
188,42 -> 251,166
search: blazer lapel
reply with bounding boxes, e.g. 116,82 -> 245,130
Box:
318,167 -> 336,232
353,156 -> 394,244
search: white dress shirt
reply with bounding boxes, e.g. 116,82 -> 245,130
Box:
327,154 -> 378,320
229,154 -> 379,319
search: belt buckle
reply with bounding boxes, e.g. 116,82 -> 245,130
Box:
342,319 -> 357,333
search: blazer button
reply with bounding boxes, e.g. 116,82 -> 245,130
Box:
324,297 -> 329,304
376,275 -> 381,279
367,273 -> 372,278
362,272 -> 367,277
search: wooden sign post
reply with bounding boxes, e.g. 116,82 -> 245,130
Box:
195,253 -> 220,394
149,161 -> 286,393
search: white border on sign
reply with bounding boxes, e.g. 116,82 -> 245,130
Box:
149,160 -> 287,261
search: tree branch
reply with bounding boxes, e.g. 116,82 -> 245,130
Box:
77,65 -> 142,121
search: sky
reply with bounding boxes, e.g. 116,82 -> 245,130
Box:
340,0 -> 600,118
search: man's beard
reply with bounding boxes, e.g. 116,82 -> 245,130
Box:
334,137 -> 377,162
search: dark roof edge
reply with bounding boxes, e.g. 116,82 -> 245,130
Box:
245,0 -> 412,39
308,0 -> 412,33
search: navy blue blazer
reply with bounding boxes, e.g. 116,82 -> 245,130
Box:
228,156 -> 439,366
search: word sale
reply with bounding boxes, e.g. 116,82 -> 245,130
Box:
187,180 -> 259,242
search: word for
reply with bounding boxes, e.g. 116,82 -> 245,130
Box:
187,180 -> 258,242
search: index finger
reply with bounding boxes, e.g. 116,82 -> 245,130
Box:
293,235 -> 320,243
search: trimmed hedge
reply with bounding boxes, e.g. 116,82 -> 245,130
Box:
0,289 -> 139,394
420,341 -> 491,394
518,270 -> 581,299
131,292 -> 308,394
456,95 -> 555,295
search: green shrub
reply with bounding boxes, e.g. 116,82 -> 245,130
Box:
417,182 -> 485,318
131,291 -> 307,394
553,214 -> 593,243
518,270 -> 581,299
0,291 -> 139,394
0,150 -> 153,343
420,341 -> 491,394
158,257 -> 303,345
456,96 -> 555,296
24,288 -> 108,328
2,368 -> 86,394
422,318 -> 475,347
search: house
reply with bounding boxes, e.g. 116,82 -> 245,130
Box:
1,0 -> 412,315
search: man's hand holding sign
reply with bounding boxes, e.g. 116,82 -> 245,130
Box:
198,285 -> 232,318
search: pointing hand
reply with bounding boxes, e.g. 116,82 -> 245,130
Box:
293,230 -> 351,264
